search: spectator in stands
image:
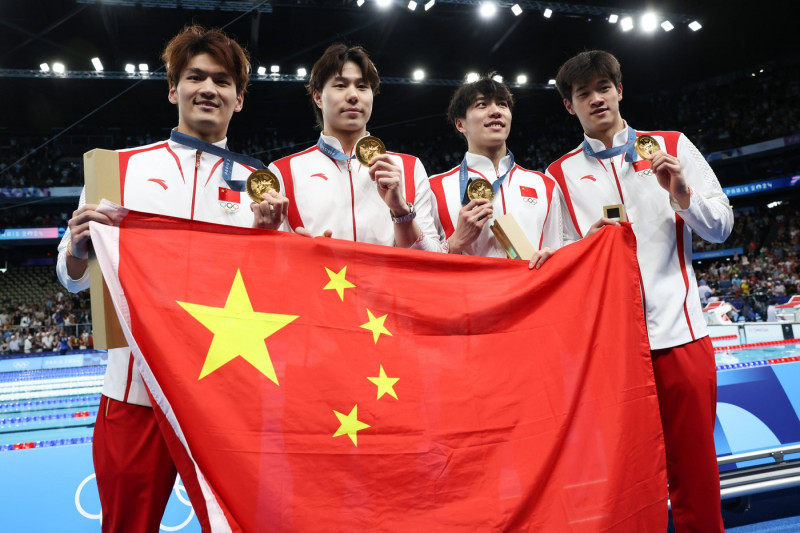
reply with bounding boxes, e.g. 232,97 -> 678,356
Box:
698,279 -> 713,306
767,300 -> 778,321
8,334 -> 21,353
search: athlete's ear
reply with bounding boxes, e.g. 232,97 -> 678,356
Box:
235,92 -> 244,113
617,83 -> 623,102
563,98 -> 575,115
313,90 -> 323,109
454,118 -> 466,134
168,84 -> 178,105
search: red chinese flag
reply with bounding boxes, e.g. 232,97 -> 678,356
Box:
519,185 -> 538,199
218,186 -> 240,203
91,205 -> 666,532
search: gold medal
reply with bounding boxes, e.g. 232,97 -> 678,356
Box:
246,169 -> 280,203
355,136 -> 386,166
467,179 -> 494,202
634,135 -> 661,159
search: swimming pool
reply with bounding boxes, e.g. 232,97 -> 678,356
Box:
0,362 -> 103,450
0,350 -> 199,532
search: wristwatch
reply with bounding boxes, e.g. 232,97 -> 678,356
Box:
390,202 -> 416,223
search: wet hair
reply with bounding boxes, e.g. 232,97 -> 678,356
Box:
555,50 -> 622,102
162,24 -> 250,95
447,73 -> 514,139
306,43 -> 380,129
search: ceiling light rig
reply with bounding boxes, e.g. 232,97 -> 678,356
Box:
6,65 -> 560,88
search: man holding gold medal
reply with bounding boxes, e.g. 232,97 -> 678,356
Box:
546,50 -> 733,532
429,75 -> 576,267
267,43 -> 444,251
56,25 -> 283,532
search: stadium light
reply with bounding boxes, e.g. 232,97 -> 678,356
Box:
608,14 -> 618,23
511,4 -> 522,16
376,0 -> 392,8
125,63 -> 136,74
91,57 -> 103,71
547,79 -> 556,85
688,20 -> 702,31
516,74 -> 527,85
641,13 -> 657,32
257,66 -> 267,76
466,72 -> 479,83
620,16 -> 633,31
297,67 -> 307,77
408,0 -> 417,10
479,2 -> 497,18
543,8 -> 552,18
39,63 -> 50,73
661,20 -> 674,31
138,63 -> 149,72
357,0 -> 365,5
424,0 -> 434,10
413,69 -> 425,81
52,62 -> 65,74
270,65 -> 280,73
492,74 -> 503,83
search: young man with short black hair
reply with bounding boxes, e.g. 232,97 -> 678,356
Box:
547,49 -> 733,532
268,43 -> 443,251
430,75 -> 574,267
56,25 -> 283,531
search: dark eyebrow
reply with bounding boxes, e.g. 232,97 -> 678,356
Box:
185,66 -> 233,79
333,74 -> 368,84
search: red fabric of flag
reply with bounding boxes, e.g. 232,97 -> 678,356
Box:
91,207 -> 666,532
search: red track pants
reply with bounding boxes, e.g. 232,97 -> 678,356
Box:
652,336 -> 724,532
92,395 -> 177,532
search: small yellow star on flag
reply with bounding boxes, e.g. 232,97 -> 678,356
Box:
333,405 -> 370,446
367,365 -> 399,400
359,309 -> 392,344
177,269 -> 298,384
323,266 -> 355,301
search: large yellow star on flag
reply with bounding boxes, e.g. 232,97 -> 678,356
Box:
177,269 -> 298,384
367,365 -> 399,400
323,266 -> 355,301
359,309 -> 392,344
333,404 -> 370,446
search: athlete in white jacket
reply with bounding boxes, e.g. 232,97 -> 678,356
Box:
268,43 -> 444,252
547,50 -> 732,532
56,26 -> 285,533
429,75 -> 576,267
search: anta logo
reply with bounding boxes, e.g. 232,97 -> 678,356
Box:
311,173 -> 329,181
147,178 -> 168,190
579,175 -> 596,182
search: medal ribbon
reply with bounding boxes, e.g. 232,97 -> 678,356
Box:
316,137 -> 356,162
170,130 -> 265,192
459,151 -> 515,206
582,127 -> 638,163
